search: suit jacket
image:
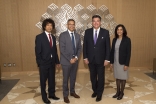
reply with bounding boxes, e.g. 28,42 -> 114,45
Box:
110,37 -> 131,66
59,31 -> 82,65
83,28 -> 110,64
35,32 -> 60,67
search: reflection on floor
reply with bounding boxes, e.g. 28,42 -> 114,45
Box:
0,68 -> 156,104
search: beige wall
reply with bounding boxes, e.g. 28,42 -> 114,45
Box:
0,0 -> 156,72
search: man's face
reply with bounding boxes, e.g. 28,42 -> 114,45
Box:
45,23 -> 53,33
67,21 -> 75,32
92,17 -> 101,29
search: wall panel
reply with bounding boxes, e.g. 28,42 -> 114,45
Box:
0,0 -> 22,71
0,0 -> 156,71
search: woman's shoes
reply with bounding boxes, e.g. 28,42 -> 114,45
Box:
112,92 -> 120,98
117,93 -> 124,100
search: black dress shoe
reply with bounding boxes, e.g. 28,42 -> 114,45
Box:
49,96 -> 60,100
91,93 -> 97,98
43,99 -> 51,104
112,92 -> 120,98
70,93 -> 80,98
64,97 -> 70,103
117,93 -> 124,100
96,95 -> 102,102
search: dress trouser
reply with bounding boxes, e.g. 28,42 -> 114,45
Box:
88,57 -> 105,96
62,62 -> 78,97
39,63 -> 55,101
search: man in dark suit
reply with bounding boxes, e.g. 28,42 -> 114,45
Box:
83,15 -> 110,102
59,19 -> 82,103
35,18 -> 60,104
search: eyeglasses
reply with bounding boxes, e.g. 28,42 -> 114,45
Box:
68,24 -> 75,26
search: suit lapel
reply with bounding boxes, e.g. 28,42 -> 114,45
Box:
52,35 -> 55,47
66,31 -> 73,48
43,32 -> 51,48
90,28 -> 94,45
75,33 -> 79,48
113,38 -> 117,49
120,37 -> 125,46
119,37 -> 125,49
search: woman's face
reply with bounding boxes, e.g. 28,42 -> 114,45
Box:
117,26 -> 123,36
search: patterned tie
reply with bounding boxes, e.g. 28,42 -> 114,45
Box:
48,34 -> 52,48
71,33 -> 76,55
94,30 -> 97,44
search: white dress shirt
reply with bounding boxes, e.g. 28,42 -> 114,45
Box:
93,27 -> 100,39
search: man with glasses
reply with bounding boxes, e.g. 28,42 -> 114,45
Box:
59,19 -> 82,103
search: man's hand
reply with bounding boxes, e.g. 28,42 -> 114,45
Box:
84,59 -> 89,64
73,58 -> 78,62
56,64 -> 60,68
110,64 -> 113,69
124,66 -> 128,71
70,59 -> 75,64
104,60 -> 109,66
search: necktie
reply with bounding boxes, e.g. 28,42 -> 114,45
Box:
71,33 -> 76,55
94,30 -> 97,44
48,34 -> 52,48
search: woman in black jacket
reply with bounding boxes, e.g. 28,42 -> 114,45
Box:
110,24 -> 131,100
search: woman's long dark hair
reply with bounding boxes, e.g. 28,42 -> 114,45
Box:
114,24 -> 127,38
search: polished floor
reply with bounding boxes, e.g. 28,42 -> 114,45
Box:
0,68 -> 156,104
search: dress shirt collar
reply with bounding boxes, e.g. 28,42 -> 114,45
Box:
68,30 -> 75,35
93,27 -> 100,33
45,31 -> 51,36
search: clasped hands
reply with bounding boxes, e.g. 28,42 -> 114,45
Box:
70,58 -> 78,64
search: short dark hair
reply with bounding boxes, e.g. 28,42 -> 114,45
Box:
42,18 -> 55,31
92,15 -> 101,21
114,24 -> 127,38
67,19 -> 75,24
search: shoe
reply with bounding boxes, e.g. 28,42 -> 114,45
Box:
64,97 -> 70,103
70,93 -> 80,98
43,99 -> 51,104
49,95 -> 60,100
96,95 -> 102,102
117,93 -> 124,100
112,92 -> 120,98
91,93 -> 97,98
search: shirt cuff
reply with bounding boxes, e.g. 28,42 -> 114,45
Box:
105,60 -> 110,62
71,56 -> 78,60
75,56 -> 78,60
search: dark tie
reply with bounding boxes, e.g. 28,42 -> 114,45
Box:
94,30 -> 97,44
48,34 -> 52,48
71,33 -> 76,55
